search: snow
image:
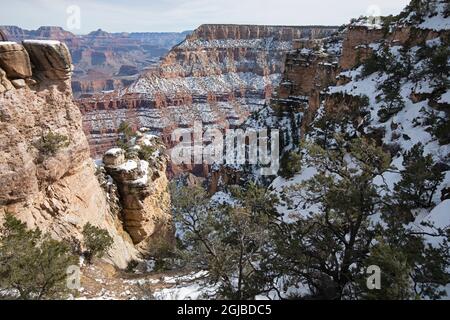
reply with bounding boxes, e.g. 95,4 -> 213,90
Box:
0,41 -> 18,45
153,283 -> 218,300
423,200 -> 450,230
271,167 -> 320,222
210,191 -> 237,206
438,91 -> 450,104
418,7 -> 450,31
153,271 -> 218,300
23,39 -> 62,46
163,271 -> 208,284
117,160 -> 138,172
178,38 -> 293,51
129,160 -> 150,186
105,148 -> 124,156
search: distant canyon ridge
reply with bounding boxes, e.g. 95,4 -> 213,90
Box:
0,25 -> 190,97
76,24 -> 339,161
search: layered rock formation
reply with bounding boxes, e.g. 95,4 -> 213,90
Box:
0,38 -> 172,267
0,26 -> 190,96
269,0 -> 449,148
78,24 -> 339,157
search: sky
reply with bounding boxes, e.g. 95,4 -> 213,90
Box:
0,0 -> 411,34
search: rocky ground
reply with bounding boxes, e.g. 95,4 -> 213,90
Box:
76,260 -> 213,300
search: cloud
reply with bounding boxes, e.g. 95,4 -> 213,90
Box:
0,0 -> 410,33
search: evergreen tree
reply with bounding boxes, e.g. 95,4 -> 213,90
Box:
394,143 -> 444,210
0,214 -> 76,300
117,121 -> 135,150
279,151 -> 302,179
267,136 -> 450,300
269,137 -> 391,299
171,183 -> 278,300
82,223 -> 113,264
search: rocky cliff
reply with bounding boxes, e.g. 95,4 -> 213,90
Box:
78,24 -> 339,158
0,39 -> 171,267
259,0 -> 450,241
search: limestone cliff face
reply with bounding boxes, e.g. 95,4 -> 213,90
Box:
0,40 -> 140,268
78,24 -> 339,158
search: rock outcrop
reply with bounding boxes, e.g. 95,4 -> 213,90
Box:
0,42 -> 32,79
102,134 -> 173,251
0,39 -> 166,268
78,24 -> 339,158
23,40 -> 73,80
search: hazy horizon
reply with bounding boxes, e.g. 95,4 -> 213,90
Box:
0,0 -> 410,34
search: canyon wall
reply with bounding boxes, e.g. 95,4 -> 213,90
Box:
0,39 -> 171,267
78,24 -> 339,158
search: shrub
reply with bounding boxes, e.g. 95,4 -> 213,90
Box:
138,144 -> 157,162
394,143 -> 444,209
82,223 -> 113,264
361,53 -> 386,77
434,118 -> 450,145
377,78 -> 405,122
0,213 -> 77,300
116,121 -> 135,148
279,151 -> 302,179
34,131 -> 69,157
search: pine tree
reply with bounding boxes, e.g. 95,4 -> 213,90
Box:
279,151 -> 302,179
394,143 -> 444,210
359,241 -> 414,300
267,136 -> 450,300
0,214 -> 77,300
269,137 -> 391,299
82,223 -> 113,264
171,183 -> 278,299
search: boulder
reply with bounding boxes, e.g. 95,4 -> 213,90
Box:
22,40 -> 73,80
0,67 -> 14,93
11,79 -> 26,89
0,42 -> 32,79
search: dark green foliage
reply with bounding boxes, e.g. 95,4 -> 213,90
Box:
267,137 -> 391,299
428,46 -> 450,86
279,151 -> 302,179
422,109 -> 450,145
414,44 -> 449,88
362,52 -> 389,77
116,121 -> 135,150
82,223 -> 113,264
359,241 -> 414,300
138,144 -> 157,162
267,137 -> 450,300
434,118 -> 450,145
394,143 -> 444,210
0,213 -> 76,300
377,77 -> 405,122
380,15 -> 399,36
34,131 -> 69,157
